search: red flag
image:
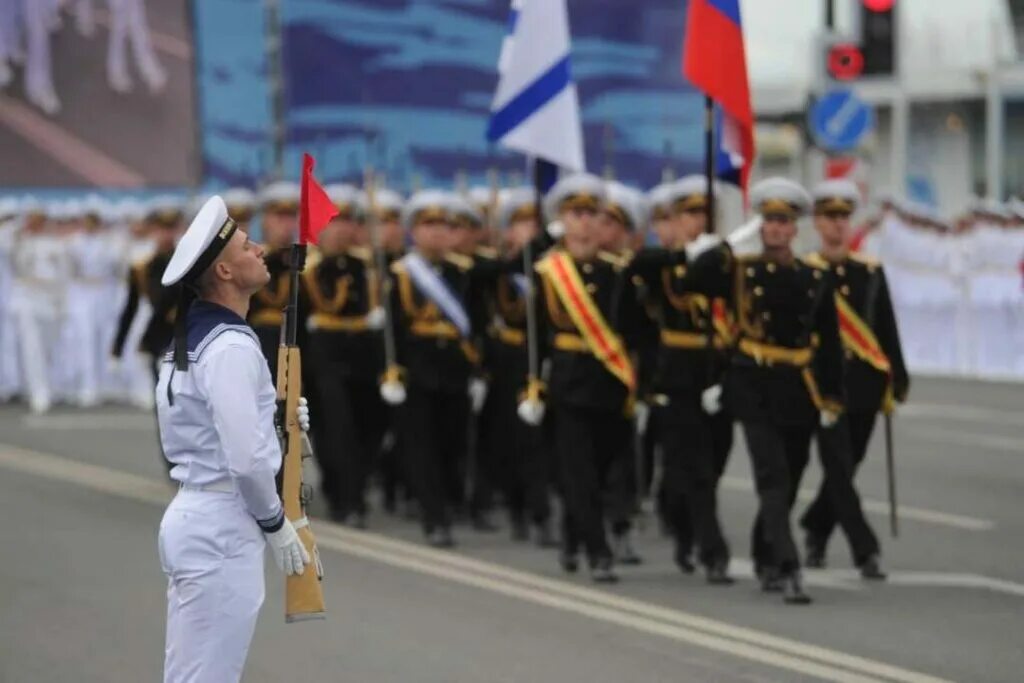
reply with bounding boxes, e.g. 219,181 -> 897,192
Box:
299,153 -> 338,246
683,0 -> 756,197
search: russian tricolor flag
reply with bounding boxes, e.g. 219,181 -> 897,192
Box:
683,0 -> 756,197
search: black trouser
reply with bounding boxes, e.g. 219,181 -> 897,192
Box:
606,415 -> 639,536
657,397 -> 733,568
553,404 -> 631,565
743,421 -> 811,575
402,386 -> 470,534
482,375 -> 551,527
799,412 -> 881,564
313,370 -> 385,518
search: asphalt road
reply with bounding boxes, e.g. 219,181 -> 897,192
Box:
0,374 -> 1021,682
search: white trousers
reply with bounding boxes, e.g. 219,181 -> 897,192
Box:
14,295 -> 61,412
106,0 -> 162,85
158,489 -> 266,683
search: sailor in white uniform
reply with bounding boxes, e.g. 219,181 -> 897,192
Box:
156,196 -> 310,683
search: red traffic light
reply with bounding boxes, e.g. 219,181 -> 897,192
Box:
863,0 -> 895,11
828,44 -> 865,80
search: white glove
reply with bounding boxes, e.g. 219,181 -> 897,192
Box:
468,377 -> 488,414
701,384 -> 723,415
517,398 -> 545,426
546,220 -> 566,239
265,518 -> 310,576
364,306 -> 386,331
726,216 -> 762,250
820,410 -> 840,429
634,401 -> 650,435
297,396 -> 310,432
380,380 -> 407,406
306,317 -> 318,332
684,233 -> 723,261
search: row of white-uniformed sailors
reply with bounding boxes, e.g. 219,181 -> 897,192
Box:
856,197 -> 1024,377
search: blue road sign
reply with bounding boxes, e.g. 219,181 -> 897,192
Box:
808,89 -> 875,152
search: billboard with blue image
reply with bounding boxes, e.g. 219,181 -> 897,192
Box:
194,0 -> 706,191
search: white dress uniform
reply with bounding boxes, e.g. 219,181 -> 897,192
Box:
155,196 -> 308,683
105,0 -> 166,93
11,223 -> 71,413
0,210 -> 21,400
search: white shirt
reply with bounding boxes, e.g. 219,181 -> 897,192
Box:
155,319 -> 283,530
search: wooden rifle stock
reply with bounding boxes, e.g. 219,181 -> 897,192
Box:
276,243 -> 326,623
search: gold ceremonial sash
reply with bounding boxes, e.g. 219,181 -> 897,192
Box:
537,251 -> 635,391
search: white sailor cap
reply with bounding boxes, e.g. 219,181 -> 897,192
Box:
497,187 -> 538,229
449,193 -> 484,228
647,182 -> 678,220
161,196 -> 238,287
52,198 -> 84,221
0,197 -> 18,220
971,197 -> 1011,220
604,181 -> 648,232
222,187 -> 257,220
324,184 -> 367,222
371,187 -> 405,221
401,189 -> 452,229
467,186 -> 494,212
669,174 -> 716,214
259,180 -> 300,212
18,196 -> 45,218
116,198 -> 147,222
544,172 -> 606,219
1007,196 -> 1024,220
147,195 -> 186,226
750,177 -> 812,219
81,194 -> 109,221
812,179 -> 860,214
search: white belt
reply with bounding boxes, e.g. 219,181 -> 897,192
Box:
179,480 -> 235,494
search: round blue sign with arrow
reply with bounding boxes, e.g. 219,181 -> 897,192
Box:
808,88 -> 875,152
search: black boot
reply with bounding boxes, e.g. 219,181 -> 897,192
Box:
804,534 -> 826,569
471,511 -> 499,533
705,560 -> 735,586
534,520 -> 558,548
782,572 -> 813,605
759,567 -> 783,593
427,527 -> 456,549
559,549 -> 580,574
613,532 -> 643,566
858,554 -> 888,581
589,557 -> 619,584
674,546 -> 696,575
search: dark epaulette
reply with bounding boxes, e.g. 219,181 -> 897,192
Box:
474,246 -> 499,260
445,252 -> 474,271
848,251 -> 881,272
347,246 -> 373,262
597,250 -> 628,270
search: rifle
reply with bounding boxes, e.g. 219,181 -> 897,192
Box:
276,242 -> 326,622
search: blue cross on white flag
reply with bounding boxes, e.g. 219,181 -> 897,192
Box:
486,0 -> 585,173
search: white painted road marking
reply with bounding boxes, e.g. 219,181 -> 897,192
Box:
0,443 -> 959,683
720,476 -> 995,531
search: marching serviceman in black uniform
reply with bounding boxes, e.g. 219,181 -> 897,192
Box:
599,180 -> 654,566
518,174 -> 647,583
248,181 -> 301,380
222,188 -> 258,234
676,177 -> 847,604
479,187 -> 555,544
800,179 -> 910,578
111,198 -> 185,380
379,191 -> 489,548
629,175 -> 736,584
303,184 -> 388,527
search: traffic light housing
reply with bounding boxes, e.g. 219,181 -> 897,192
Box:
859,0 -> 896,77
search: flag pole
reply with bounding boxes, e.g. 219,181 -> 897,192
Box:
704,96 -> 716,235
525,159 -> 542,389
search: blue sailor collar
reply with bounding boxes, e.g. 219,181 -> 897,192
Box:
162,300 -> 259,364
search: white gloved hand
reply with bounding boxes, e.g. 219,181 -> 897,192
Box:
306,317 -> 318,332
364,306 -> 387,331
684,233 -> 723,262
634,401 -> 650,435
265,518 -> 311,576
380,380 -> 407,406
547,220 -> 566,239
517,398 -> 545,426
726,216 -> 762,250
701,384 -> 723,415
820,410 -> 840,429
297,396 -> 310,432
468,377 -> 488,414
